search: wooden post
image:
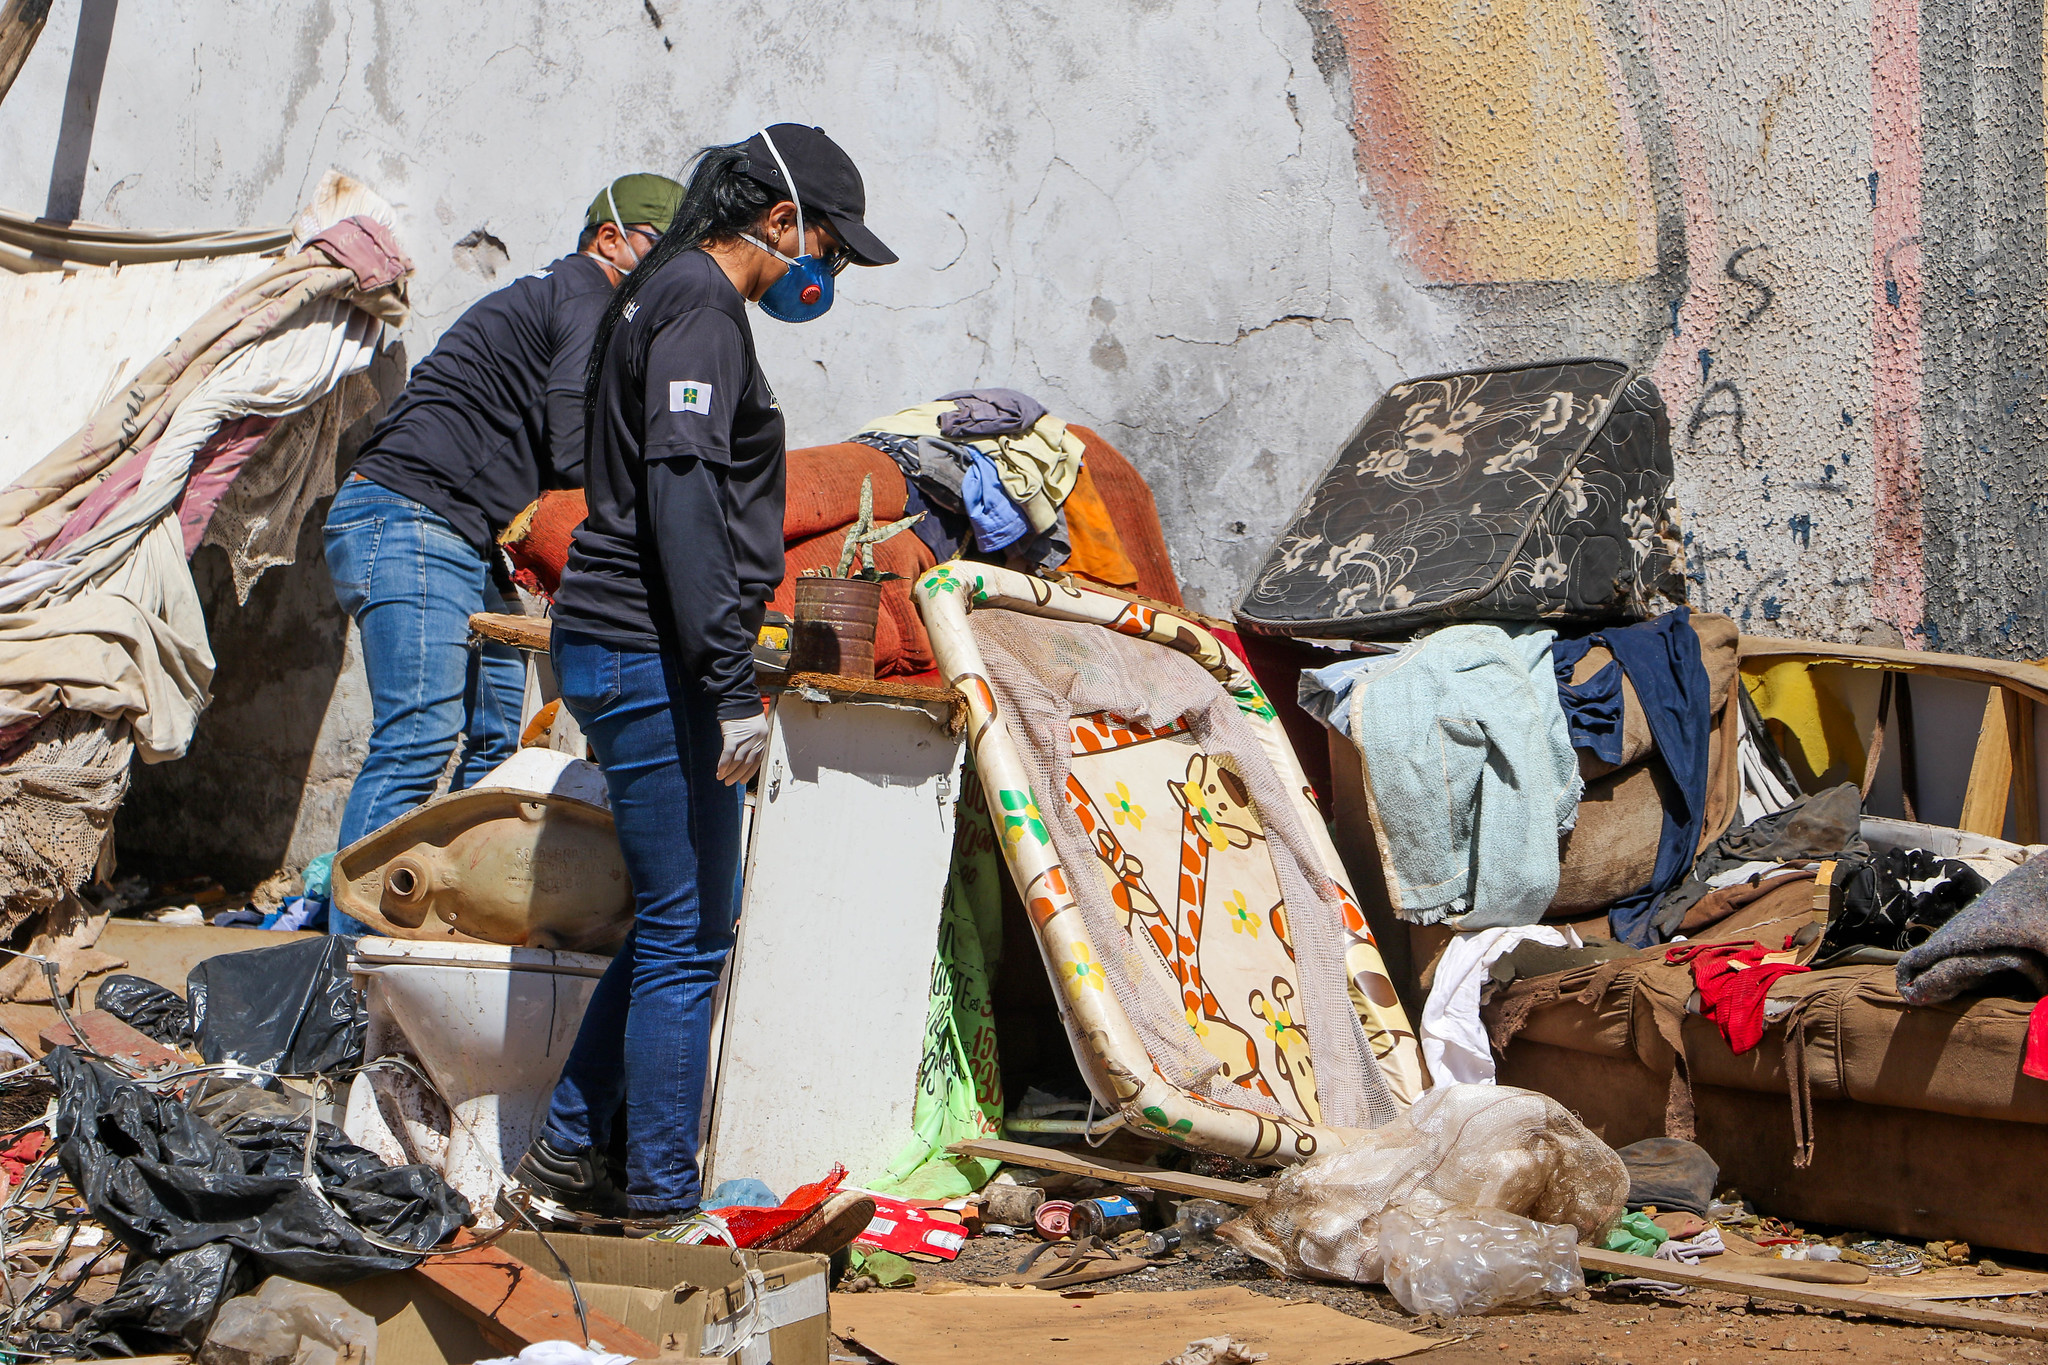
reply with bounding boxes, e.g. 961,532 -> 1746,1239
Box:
1958,688 -> 2017,837
0,0 -> 51,107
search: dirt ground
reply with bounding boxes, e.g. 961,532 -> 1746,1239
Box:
836,1234 -> 2048,1365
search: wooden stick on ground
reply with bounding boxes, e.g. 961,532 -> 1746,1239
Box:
948,1138 -> 1268,1205
1578,1247 -> 2048,1341
967,1138 -> 2048,1342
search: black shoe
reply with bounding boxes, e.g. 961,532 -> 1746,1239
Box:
515,1135 -> 629,1219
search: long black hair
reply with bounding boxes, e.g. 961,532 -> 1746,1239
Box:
582,141 -> 780,419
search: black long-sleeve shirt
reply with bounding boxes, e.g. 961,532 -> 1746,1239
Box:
351,253 -> 612,551
551,250 -> 786,720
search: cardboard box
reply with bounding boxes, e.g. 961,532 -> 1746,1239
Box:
339,1232 -> 829,1365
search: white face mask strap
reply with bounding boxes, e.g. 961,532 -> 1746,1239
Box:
757,127 -> 806,255
605,182 -> 639,267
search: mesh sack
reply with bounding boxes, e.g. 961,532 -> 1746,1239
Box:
0,710 -> 131,935
1215,1083 -> 1627,1283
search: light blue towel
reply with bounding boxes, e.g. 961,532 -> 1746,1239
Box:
1319,624 -> 1582,929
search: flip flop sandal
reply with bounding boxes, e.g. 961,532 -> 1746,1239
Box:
986,1235 -> 1149,1290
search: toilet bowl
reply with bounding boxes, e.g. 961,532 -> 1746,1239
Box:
345,937 -> 610,1219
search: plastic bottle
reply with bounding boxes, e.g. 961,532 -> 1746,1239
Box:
1176,1199 -> 1231,1242
1140,1227 -> 1184,1257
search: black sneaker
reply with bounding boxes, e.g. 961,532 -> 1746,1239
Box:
514,1135 -> 629,1219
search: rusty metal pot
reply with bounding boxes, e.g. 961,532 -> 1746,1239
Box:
790,576 -> 883,679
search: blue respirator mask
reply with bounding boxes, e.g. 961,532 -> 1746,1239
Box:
738,128 -> 835,323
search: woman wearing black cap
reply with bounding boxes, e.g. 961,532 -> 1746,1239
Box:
516,125 -> 897,1221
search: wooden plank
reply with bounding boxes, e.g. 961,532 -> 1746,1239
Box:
2012,691 -> 2039,843
0,1003 -> 58,1058
781,670 -> 966,734
1578,1247 -> 2048,1340
1959,688 -> 2016,837
1737,635 -> 2048,709
0,0 -> 52,108
947,1138 -> 1270,1205
469,611 -> 552,653
407,1233 -> 660,1358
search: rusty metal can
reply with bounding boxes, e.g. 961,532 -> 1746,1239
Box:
790,577 -> 883,679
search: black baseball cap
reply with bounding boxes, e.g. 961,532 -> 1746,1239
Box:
739,123 -> 898,267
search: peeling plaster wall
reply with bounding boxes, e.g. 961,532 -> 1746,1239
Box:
1307,0 -> 2048,652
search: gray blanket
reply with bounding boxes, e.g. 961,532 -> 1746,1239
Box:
1896,851 -> 2048,1005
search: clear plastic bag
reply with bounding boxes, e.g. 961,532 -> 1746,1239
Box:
1215,1083 -> 1627,1284
199,1276 -> 377,1365
1380,1204 -> 1583,1316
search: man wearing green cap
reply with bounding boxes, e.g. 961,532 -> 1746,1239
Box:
320,174 -> 682,935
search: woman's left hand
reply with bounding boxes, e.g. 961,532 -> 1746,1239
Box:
717,711 -> 771,785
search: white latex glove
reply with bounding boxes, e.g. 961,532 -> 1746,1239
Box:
717,710 -> 770,786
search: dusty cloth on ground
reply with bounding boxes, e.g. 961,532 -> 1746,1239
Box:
968,610 -> 1396,1129
1897,850 -> 2048,1004
1325,624 -> 1582,928
1616,1136 -> 1719,1214
0,711 -> 130,932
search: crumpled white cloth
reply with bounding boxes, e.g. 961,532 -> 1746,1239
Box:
1656,1224 -> 1726,1263
1420,924 -> 1582,1086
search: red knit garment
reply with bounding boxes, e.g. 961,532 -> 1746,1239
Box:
1665,939 -> 1810,1055
2026,998 -> 2048,1083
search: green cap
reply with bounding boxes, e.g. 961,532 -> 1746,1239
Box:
584,173 -> 684,231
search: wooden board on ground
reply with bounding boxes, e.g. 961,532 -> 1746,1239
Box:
1579,1247 -> 2048,1340
0,1003 -> 59,1058
948,1138 -> 1270,1206
1852,1265 -> 2048,1301
832,1285 -> 1427,1365
88,920 -> 321,1003
39,1009 -> 182,1071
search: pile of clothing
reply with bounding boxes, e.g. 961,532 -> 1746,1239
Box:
503,390 -> 1182,680
0,171 -> 411,939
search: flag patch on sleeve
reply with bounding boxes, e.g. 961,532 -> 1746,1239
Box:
669,381 -> 714,414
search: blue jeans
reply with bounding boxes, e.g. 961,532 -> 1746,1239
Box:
538,628 -> 743,1216
324,475 -> 525,934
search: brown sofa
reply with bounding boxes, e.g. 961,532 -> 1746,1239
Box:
1326,632 -> 2048,1254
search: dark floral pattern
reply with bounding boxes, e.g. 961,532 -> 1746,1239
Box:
1238,359 -> 1684,636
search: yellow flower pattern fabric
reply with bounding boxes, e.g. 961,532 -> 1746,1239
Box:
1060,711 -> 1327,1126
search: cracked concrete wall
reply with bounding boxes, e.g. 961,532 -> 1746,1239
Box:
0,0 -> 1454,612
0,0 -> 1456,880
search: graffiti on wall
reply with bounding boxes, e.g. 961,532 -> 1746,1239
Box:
1303,0 -> 2048,656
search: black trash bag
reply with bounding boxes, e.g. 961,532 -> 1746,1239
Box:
47,1047 -> 470,1286
94,974 -> 193,1047
186,935 -> 366,1075
51,1243 -> 255,1356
